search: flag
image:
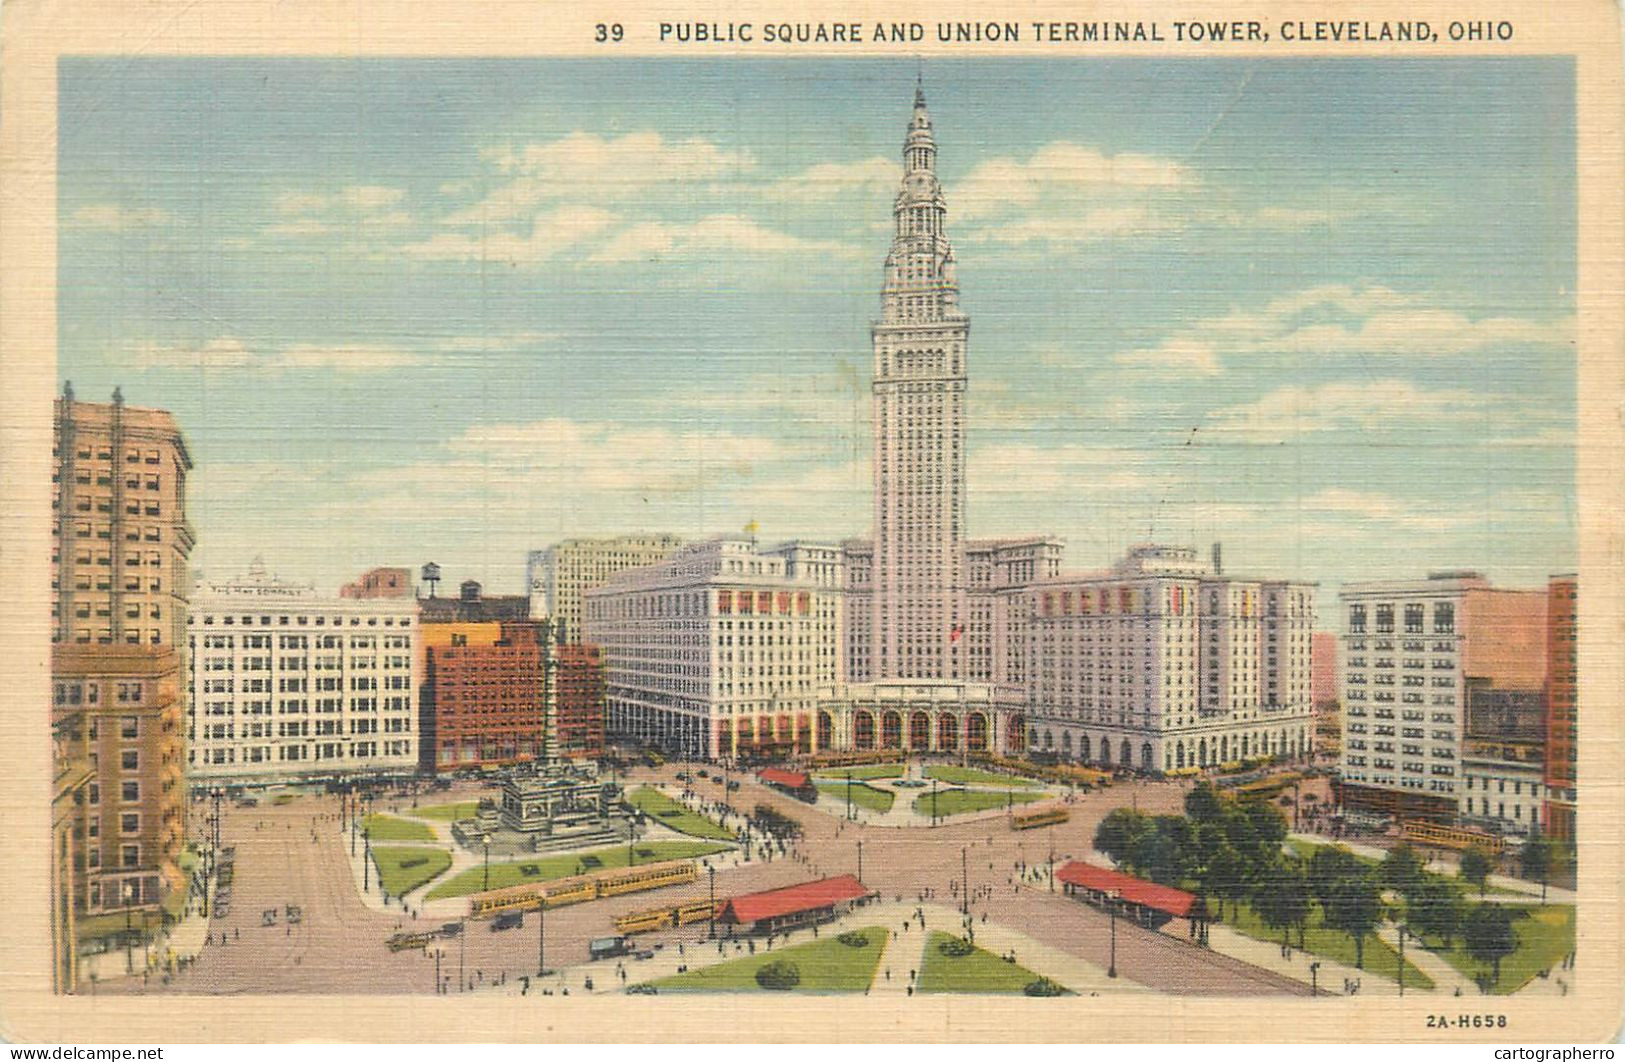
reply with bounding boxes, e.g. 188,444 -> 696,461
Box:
950,624 -> 964,642
744,518 -> 760,535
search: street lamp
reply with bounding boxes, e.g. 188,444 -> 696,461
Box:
482,835 -> 492,893
537,901 -> 547,977
1048,825 -> 1056,893
857,839 -> 864,884
1107,889 -> 1120,978
123,883 -> 135,975
1309,960 -> 1321,997
961,846 -> 969,917
707,864 -> 717,940
1397,923 -> 1408,997
363,830 -> 372,893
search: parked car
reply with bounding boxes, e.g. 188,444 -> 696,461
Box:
490,912 -> 524,932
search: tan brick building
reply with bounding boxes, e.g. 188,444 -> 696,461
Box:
51,385 -> 194,931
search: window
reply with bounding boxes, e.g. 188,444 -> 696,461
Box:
1349,605 -> 1367,634
120,716 -> 138,738
121,844 -> 140,869
1375,604 -> 1394,634
1404,604 -> 1424,634
120,750 -> 138,771
121,781 -> 139,802
1434,603 -> 1455,634
121,813 -> 140,834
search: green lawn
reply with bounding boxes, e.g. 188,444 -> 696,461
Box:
651,926 -> 889,992
912,788 -> 1043,818
628,788 -> 736,841
363,814 -> 437,843
1424,903 -> 1575,994
815,779 -> 895,814
372,846 -> 453,896
413,800 -> 483,822
813,763 -> 904,781
916,931 -> 1060,994
1221,898 -> 1434,989
925,765 -> 1041,789
424,840 -> 731,900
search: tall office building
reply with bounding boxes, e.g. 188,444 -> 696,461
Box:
872,82 -> 969,682
527,535 -> 685,640
51,384 -> 194,926
1338,572 -> 1546,823
1544,574 -> 1577,840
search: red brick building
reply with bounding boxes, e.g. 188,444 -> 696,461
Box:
553,644 -> 606,760
1544,575 -> 1577,841
419,621 -> 545,772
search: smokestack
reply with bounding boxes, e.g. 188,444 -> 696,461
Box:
1212,542 -> 1223,575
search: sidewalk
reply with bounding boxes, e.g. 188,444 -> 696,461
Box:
1202,920 -> 1371,996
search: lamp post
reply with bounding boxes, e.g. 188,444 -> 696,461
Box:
459,917 -> 466,993
1397,924 -> 1408,997
1309,960 -> 1321,997
537,901 -> 547,977
1048,825 -> 1056,893
363,831 -> 372,893
482,835 -> 491,893
857,839 -> 864,884
434,947 -> 443,994
123,885 -> 134,975
1107,889 -> 1119,978
961,846 -> 969,917
931,778 -> 939,827
707,864 -> 717,940
846,773 -> 854,821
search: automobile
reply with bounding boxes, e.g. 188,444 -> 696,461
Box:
236,797 -> 259,808
674,772 -> 690,782
261,909 -> 278,927
697,770 -> 710,779
626,984 -> 658,995
713,777 -> 725,786
726,781 -> 741,791
490,912 -> 524,932
212,905 -> 229,919
286,906 -> 303,925
440,922 -> 463,937
633,950 -> 656,961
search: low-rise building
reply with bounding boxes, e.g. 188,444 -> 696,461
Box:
187,567 -> 419,781
419,620 -> 545,772
553,644 -> 607,761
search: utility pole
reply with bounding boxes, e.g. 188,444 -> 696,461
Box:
537,901 -> 547,977
961,846 -> 969,917
857,839 -> 864,884
1108,890 -> 1119,978
1397,925 -> 1406,997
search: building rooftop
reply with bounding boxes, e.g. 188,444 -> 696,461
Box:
720,875 -> 870,925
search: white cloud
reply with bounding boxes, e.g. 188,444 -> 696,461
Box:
400,205 -> 620,265
263,218 -> 331,237
585,214 -> 859,265
956,142 -> 1194,223
276,192 -> 331,216
1117,284 -> 1571,376
970,441 -> 1150,497
126,337 -> 448,374
448,132 -> 754,224
341,185 -> 407,211
68,204 -> 171,231
1206,378 -> 1486,444
762,157 -> 898,203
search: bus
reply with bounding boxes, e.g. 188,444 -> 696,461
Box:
642,749 -> 666,768
468,859 -> 699,919
614,897 -> 719,935
1011,805 -> 1070,831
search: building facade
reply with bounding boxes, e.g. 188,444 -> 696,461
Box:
51,386 -> 194,927
871,83 -> 970,682
1025,545 -> 1315,775
340,566 -> 412,599
1460,682 -> 1547,838
1544,575 -> 1577,841
527,535 -> 686,641
419,621 -> 545,772
584,538 -> 843,760
1338,572 -> 1546,823
187,567 -> 419,781
553,643 -> 607,761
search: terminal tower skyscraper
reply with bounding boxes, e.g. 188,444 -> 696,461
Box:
872,82 -> 969,681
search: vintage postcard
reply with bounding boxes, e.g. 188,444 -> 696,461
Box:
0,0 -> 1621,1046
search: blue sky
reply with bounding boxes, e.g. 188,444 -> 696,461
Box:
58,58 -> 1576,610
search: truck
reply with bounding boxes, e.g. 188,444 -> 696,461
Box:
589,936 -> 632,962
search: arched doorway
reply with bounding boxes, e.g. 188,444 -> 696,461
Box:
881,711 -> 903,750
1120,739 -> 1132,768
1175,742 -> 1186,769
939,714 -> 959,752
1080,734 -> 1091,762
816,711 -> 833,750
1100,740 -> 1112,767
909,711 -> 931,751
1198,737 -> 1208,766
966,712 -> 989,752
1060,731 -> 1072,756
1220,736 -> 1229,762
854,711 -> 875,750
1007,714 -> 1025,754
1141,743 -> 1153,771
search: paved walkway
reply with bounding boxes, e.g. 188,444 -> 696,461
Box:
1288,832 -> 1576,905
1374,923 -> 1473,996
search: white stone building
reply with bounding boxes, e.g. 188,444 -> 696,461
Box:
186,567 -> 419,782
1025,545 -> 1315,774
1338,573 -> 1546,823
525,534 -> 685,640
583,538 -> 843,759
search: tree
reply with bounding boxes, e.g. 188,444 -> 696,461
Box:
1094,808 -> 1149,868
1519,831 -> 1557,904
1184,782 -> 1225,827
1380,844 -> 1426,896
1463,903 -> 1520,986
1254,857 -> 1311,949
1322,872 -> 1383,969
1238,800 -> 1288,865
1406,874 -> 1465,948
1307,845 -> 1363,911
1200,842 -> 1251,922
1460,846 -> 1494,898
1135,816 -> 1195,886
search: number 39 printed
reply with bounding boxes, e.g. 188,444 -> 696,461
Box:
595,23 -> 624,42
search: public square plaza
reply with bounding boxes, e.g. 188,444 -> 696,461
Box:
90,760 -> 1573,1000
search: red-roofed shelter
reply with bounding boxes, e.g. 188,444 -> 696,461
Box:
1057,861 -> 1209,934
756,767 -> 817,802
718,875 -> 874,936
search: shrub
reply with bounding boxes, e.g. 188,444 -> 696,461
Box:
1024,977 -> 1066,997
937,936 -> 975,958
754,959 -> 801,990
837,931 -> 869,948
